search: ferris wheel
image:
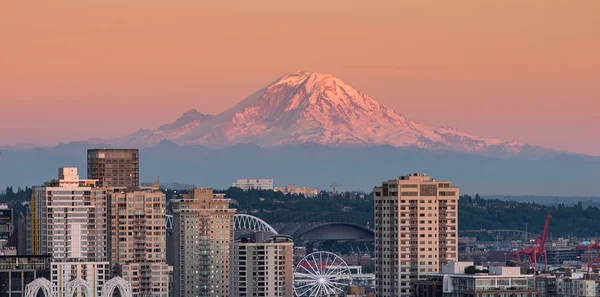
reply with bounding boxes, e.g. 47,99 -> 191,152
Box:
293,251 -> 352,297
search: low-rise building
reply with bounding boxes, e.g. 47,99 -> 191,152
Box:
274,184 -> 319,197
556,273 -> 600,297
0,255 -> 51,297
232,178 -> 274,191
414,262 -> 540,297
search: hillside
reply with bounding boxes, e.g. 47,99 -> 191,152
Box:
1,142 -> 599,195
3,187 -> 600,237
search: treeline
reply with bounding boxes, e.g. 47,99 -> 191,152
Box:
459,194 -> 600,238
0,186 -> 32,202
3,186 -> 600,237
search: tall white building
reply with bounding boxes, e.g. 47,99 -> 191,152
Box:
30,167 -> 108,261
29,168 -> 114,296
373,173 -> 459,297
230,232 -> 294,297
232,179 -> 274,191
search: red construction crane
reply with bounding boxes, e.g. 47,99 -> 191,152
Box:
513,215 -> 552,273
575,242 -> 600,273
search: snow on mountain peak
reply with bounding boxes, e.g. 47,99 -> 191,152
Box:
112,71 -> 533,155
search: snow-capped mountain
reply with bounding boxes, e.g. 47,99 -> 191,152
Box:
109,71 -> 536,155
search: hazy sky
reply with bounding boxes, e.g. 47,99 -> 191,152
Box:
1,1 -> 598,154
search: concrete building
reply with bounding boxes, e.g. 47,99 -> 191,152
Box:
0,255 -> 51,297
557,274 -> 600,297
172,188 -> 236,297
26,168 -> 128,297
230,232 -> 294,297
109,182 -> 170,297
414,262 -> 539,297
30,168 -> 108,261
50,261 -> 111,297
232,179 -> 274,191
274,184 -> 319,198
87,149 -> 140,188
0,204 -> 13,249
534,274 -> 557,297
373,173 -> 459,297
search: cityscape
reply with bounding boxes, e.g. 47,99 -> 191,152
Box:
1,148 -> 600,297
1,1 -> 599,297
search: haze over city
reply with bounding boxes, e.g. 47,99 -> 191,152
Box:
1,1 -> 599,155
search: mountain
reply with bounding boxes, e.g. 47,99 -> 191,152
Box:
105,109 -> 213,147
108,71 -> 546,156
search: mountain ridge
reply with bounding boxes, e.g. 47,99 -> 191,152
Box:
1,140 -> 598,196
97,71 -> 546,157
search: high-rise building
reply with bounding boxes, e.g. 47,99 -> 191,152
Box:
232,179 -> 273,191
172,188 -> 235,297
373,173 -> 459,297
28,167 -> 114,296
30,167 -> 108,261
109,182 -> 170,297
231,232 -> 294,297
0,204 -> 13,249
87,149 -> 139,188
17,217 -> 27,255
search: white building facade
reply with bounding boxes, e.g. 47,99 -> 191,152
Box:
26,167 -> 132,297
232,179 -> 274,191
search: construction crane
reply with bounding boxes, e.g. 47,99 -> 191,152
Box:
513,215 -> 552,273
330,183 -> 343,194
575,241 -> 600,273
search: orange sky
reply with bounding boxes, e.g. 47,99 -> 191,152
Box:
1,1 -> 598,154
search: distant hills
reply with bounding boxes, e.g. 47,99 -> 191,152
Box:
0,140 -> 599,196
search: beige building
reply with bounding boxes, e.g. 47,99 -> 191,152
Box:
373,173 -> 459,297
87,149 -> 140,188
30,167 -> 108,261
230,232 -> 294,297
172,188 -> 236,297
274,184 -> 319,198
109,182 -> 170,297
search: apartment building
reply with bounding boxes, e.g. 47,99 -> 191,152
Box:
373,173 -> 459,297
87,149 -> 139,188
109,182 -> 170,297
230,232 -> 294,297
29,167 -> 112,296
30,167 -> 108,261
172,188 -> 236,297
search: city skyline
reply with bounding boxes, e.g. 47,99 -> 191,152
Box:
1,1 -> 599,155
